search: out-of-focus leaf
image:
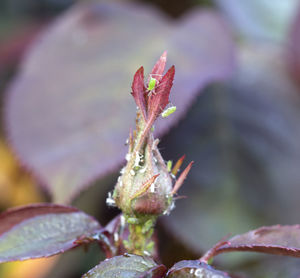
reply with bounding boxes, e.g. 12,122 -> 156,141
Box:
161,42 -> 300,266
82,254 -> 166,278
166,260 -> 230,277
5,1 -> 235,203
213,225 -> 300,258
215,0 -> 299,42
287,6 -> 300,86
0,140 -> 43,209
0,203 -> 101,262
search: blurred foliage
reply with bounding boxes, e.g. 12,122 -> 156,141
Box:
0,0 -> 300,277
215,0 -> 299,42
0,141 -> 48,277
4,1 -> 234,203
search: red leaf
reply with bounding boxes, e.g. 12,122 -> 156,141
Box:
147,65 -> 175,126
131,66 -> 147,121
0,203 -> 101,262
211,225 -> 300,258
0,203 -> 77,235
150,51 -> 167,83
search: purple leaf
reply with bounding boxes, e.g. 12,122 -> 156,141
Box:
82,254 -> 166,278
166,260 -> 231,277
5,2 -> 235,203
213,225 -> 300,258
0,203 -> 101,262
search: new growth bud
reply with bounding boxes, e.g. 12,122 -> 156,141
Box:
111,52 -> 193,255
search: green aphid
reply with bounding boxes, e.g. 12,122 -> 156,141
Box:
162,106 -> 176,118
167,160 -> 173,172
148,77 -> 157,91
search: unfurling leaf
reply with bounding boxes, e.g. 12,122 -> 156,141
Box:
82,254 -> 166,278
0,204 -> 101,262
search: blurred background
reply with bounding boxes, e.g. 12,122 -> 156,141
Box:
1,0 -> 300,277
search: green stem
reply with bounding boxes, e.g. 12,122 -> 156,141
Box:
125,215 -> 156,255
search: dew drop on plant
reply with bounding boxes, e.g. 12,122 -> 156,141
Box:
106,192 -> 116,207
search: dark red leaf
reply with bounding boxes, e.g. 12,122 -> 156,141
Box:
0,203 -> 77,235
166,260 -> 231,277
131,66 -> 147,121
0,203 -> 101,262
147,65 -> 175,126
213,225 -> 300,258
